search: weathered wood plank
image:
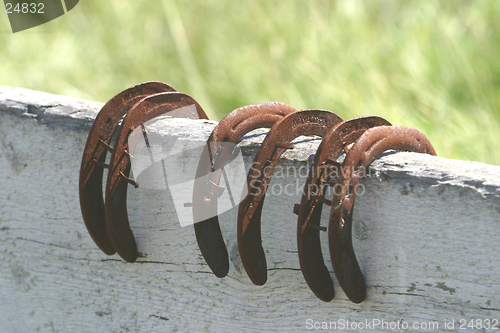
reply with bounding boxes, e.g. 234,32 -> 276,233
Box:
1,86 -> 499,332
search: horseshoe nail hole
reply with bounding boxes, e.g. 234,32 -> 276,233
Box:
348,184 -> 355,195
106,118 -> 112,124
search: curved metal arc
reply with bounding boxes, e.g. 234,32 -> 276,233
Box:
340,126 -> 436,211
296,116 -> 391,302
79,81 -> 176,255
105,92 -> 209,263
192,102 -> 298,278
329,125 -> 437,303
237,109 -> 343,286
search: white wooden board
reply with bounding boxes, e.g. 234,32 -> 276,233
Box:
1,86 -> 499,332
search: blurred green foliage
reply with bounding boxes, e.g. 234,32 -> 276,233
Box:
1,0 -> 499,164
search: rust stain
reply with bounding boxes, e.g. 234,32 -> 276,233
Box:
436,282 -> 456,295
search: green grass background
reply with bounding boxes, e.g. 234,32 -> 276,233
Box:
1,0 -> 499,164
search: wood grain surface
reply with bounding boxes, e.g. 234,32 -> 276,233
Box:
1,86 -> 499,332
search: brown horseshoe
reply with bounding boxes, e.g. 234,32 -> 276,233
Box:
296,116 -> 391,302
329,125 -> 437,303
79,82 -> 176,255
192,102 -> 298,278
105,92 -> 209,262
237,109 -> 343,286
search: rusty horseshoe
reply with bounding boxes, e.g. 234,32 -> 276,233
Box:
105,92 -> 209,262
237,109 -> 343,286
80,83 -> 440,303
329,125 -> 437,303
295,116 -> 391,302
192,102 -> 298,277
79,82 -> 176,255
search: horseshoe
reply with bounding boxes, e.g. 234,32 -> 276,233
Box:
105,92 -> 209,262
79,82 -> 176,255
192,102 -> 298,278
237,109 -> 343,286
295,116 -> 391,302
329,125 -> 437,303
